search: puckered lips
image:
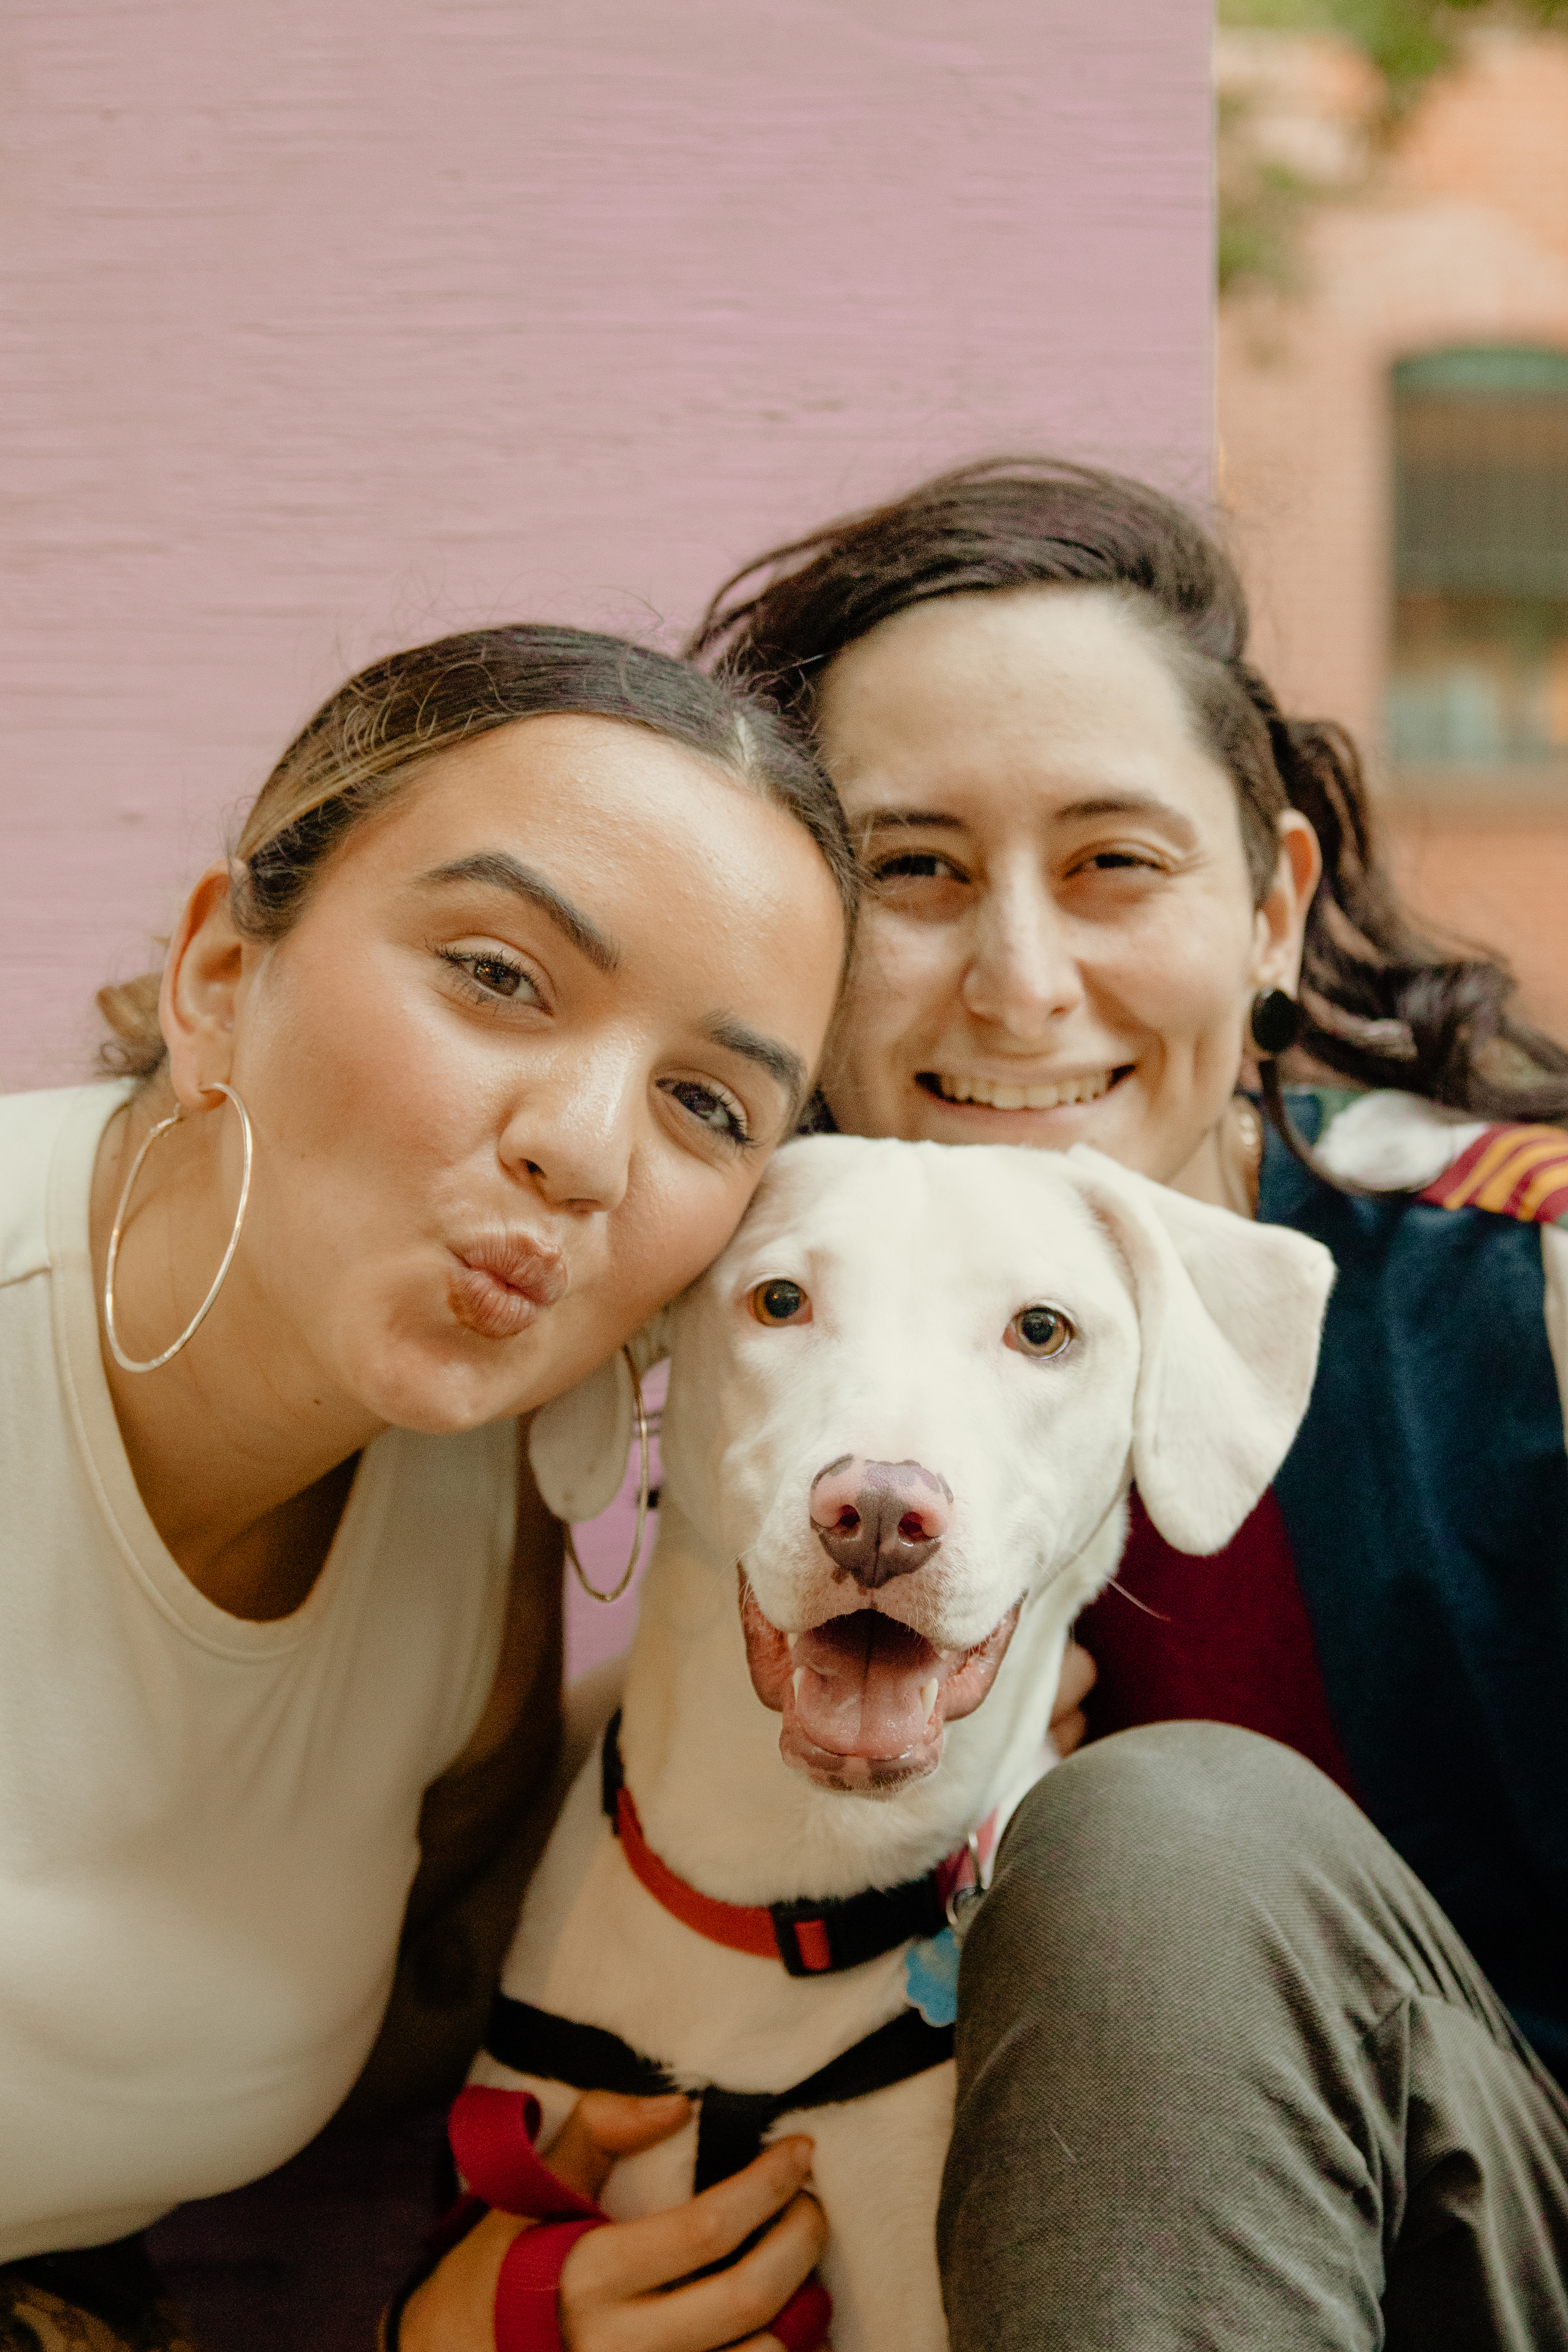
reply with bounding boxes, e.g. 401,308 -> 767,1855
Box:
739,1571 -> 1023,1793
447,1234 -> 568,1340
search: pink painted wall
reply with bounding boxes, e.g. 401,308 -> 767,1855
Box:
0,0 -> 1214,1095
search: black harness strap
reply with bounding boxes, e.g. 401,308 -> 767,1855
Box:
484,1992 -> 954,2192
600,1711 -> 947,1974
691,2004 -> 954,2191
486,1993 -> 678,2100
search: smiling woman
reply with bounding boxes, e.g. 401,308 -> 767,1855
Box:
694,461 -> 1568,2352
695,458 -> 1568,1177
0,625 -> 851,2350
804,587 -> 1315,1199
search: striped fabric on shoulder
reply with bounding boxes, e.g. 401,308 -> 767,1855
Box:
1419,1124 -> 1568,1225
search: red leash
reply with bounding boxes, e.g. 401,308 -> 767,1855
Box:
447,2085 -> 832,2352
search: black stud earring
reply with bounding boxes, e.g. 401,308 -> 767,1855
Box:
1250,988 -> 1302,1057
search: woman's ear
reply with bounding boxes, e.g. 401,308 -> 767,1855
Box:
528,1307 -> 679,1525
1252,812 -> 1322,994
160,864 -> 247,1108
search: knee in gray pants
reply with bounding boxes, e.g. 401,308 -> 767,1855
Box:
939,1725 -> 1568,2352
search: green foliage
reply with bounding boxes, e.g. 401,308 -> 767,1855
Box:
1216,99 -> 1317,293
1220,0 -> 1568,109
1216,174 -> 1312,295
1218,0 -> 1568,294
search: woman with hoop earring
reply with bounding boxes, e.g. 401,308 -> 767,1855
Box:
0,625 -> 852,2352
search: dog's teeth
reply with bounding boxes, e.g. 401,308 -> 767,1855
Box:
792,1668 -> 806,1703
920,1678 -> 940,1723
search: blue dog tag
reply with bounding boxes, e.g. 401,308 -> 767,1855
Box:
903,1926 -> 962,2028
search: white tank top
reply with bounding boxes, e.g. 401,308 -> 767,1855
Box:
0,1084 -> 517,2259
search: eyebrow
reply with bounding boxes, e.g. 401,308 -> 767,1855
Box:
857,809 -> 965,832
1055,793 -> 1201,848
704,1016 -> 810,1120
417,852 -> 621,974
859,793 -> 1200,849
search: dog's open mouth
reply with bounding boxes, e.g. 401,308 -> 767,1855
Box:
739,1575 -> 1023,1791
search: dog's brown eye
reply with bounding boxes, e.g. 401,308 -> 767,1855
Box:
751,1279 -> 810,1326
1006,1305 -> 1074,1359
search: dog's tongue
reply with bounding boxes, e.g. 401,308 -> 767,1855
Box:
790,1613 -> 947,1759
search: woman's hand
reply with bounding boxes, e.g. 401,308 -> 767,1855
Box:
1049,1641 -> 1097,1760
399,2090 -> 827,2352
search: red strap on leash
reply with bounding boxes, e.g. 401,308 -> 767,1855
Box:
771,2275 -> 834,2351
447,2085 -> 832,2352
450,2087 -> 603,2222
450,2087 -> 607,2352
494,2218 -> 606,2350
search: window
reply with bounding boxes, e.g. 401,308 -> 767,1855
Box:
1387,346 -> 1568,773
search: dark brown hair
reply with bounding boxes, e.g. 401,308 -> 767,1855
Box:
99,623 -> 857,1079
691,456 -> 1568,1128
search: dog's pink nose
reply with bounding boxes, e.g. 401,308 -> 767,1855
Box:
809,1455 -> 954,1589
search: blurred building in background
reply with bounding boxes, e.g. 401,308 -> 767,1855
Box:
1217,4 -> 1568,1037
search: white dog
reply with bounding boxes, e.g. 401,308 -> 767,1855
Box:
470,1136 -> 1334,2351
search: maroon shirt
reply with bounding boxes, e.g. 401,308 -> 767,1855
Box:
1074,1490 -> 1357,1797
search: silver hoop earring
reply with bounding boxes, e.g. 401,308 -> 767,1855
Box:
564,1348 -> 652,1604
103,1083 -> 254,1374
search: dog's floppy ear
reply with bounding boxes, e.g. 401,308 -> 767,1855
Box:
528,1310 -> 676,1525
1065,1147 -> 1335,1555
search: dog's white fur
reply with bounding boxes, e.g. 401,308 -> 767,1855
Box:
473,1137 -> 1334,2350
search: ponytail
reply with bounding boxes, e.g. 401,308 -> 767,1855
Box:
1258,694 -> 1568,1121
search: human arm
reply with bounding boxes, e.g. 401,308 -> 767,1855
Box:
1048,1639 -> 1097,1761
396,2093 -> 827,2352
344,1435 -> 569,2122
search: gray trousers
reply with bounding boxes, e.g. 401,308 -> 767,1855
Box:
940,1724 -> 1568,2351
